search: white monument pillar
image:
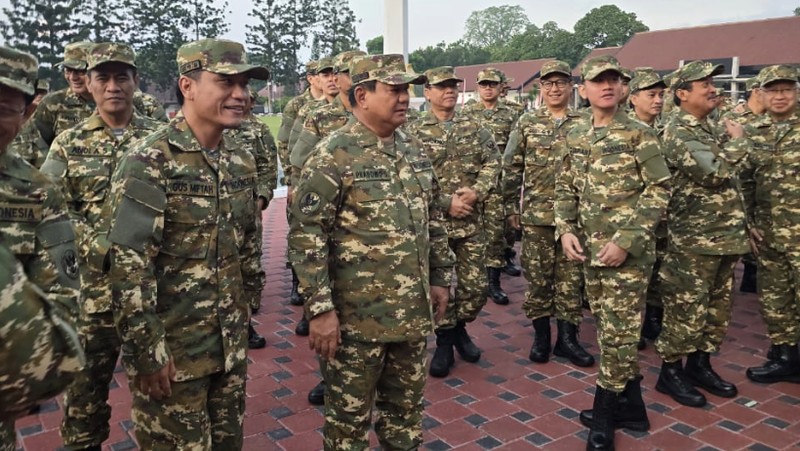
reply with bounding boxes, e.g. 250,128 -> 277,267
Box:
384,0 -> 409,61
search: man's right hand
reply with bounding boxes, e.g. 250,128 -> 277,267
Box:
448,194 -> 473,218
507,214 -> 521,230
561,233 -> 586,262
309,310 -> 341,361
136,358 -> 176,401
749,227 -> 763,256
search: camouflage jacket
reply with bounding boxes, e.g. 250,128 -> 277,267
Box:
277,90 -> 314,184
661,110 -> 750,255
8,120 -> 48,168
289,96 -> 352,178
106,112 -> 264,380
721,104 -> 759,126
0,150 -> 81,318
32,87 -> 95,148
462,100 -> 521,150
288,120 -> 455,342
133,91 -> 168,122
228,114 -> 278,205
288,97 -> 330,157
0,241 -> 84,421
406,111 -> 500,238
555,110 -> 671,267
741,111 -> 800,252
503,107 -> 583,226
41,112 -> 163,313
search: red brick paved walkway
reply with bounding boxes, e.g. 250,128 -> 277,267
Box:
13,198 -> 800,450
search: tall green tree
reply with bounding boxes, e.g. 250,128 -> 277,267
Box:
81,0 -> 125,41
409,40 -> 491,73
181,0 -> 230,41
366,36 -> 383,55
1,0 -> 89,89
310,0 -> 359,59
573,5 -> 648,50
463,5 -> 530,49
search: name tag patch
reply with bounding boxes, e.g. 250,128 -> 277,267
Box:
0,203 -> 43,222
354,167 -> 390,181
166,180 -> 217,197
409,160 -> 432,172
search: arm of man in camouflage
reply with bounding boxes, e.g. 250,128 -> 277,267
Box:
739,121 -> 765,253
276,107 -> 297,186
8,121 -> 47,168
662,122 -> 750,188
32,99 -> 57,147
427,164 -> 456,320
502,121 -> 525,229
554,151 -> 584,262
0,243 -> 84,422
288,113 -> 323,180
258,125 -> 279,207
608,131 -> 672,259
464,128 -> 500,205
105,150 -> 172,380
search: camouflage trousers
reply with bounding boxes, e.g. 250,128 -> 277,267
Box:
645,235 -> 668,308
520,225 -> 583,323
321,338 -> 427,451
252,209 -> 264,311
585,265 -> 648,392
655,253 -> 739,362
0,421 -> 14,451
483,191 -> 514,268
439,234 -> 487,329
756,244 -> 800,345
61,311 -> 121,449
130,362 -> 247,450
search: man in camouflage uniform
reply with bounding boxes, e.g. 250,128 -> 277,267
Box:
503,60 -> 594,368
462,67 -> 522,305
618,68 -> 633,107
105,39 -> 267,449
654,61 -> 750,408
406,66 -> 500,378
627,69 -> 668,348
289,54 -> 453,450
742,65 -> 800,384
279,60 -> 321,307
40,43 -> 163,450
133,90 -> 168,122
0,46 -> 83,451
557,56 -> 671,450
228,88 -> 278,350
288,49 -> 365,405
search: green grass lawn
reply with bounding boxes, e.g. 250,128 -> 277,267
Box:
260,115 -> 281,138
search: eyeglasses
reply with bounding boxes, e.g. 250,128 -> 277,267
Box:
541,79 -> 569,90
478,81 -> 500,88
762,87 -> 798,96
0,104 -> 26,120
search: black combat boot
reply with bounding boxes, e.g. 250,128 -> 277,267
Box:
585,386 -> 618,451
295,316 -> 309,336
502,248 -> 522,277
656,360 -> 706,407
746,344 -> 800,384
640,305 -> 663,341
289,268 -> 303,306
740,260 -> 758,293
248,322 -> 266,349
685,351 -> 737,397
430,328 -> 456,378
529,317 -> 551,363
580,375 -> 650,432
454,321 -> 481,363
487,267 -> 510,305
767,343 -> 778,360
553,319 -> 595,367
308,381 -> 326,405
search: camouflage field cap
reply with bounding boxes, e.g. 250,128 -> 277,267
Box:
87,42 -> 136,71
334,50 -> 366,73
35,79 -> 49,94
424,66 -> 463,85
350,54 -> 426,86
758,65 -> 799,87
60,41 -> 92,70
177,38 -> 269,80
540,60 -> 571,78
477,67 -> 504,83
621,67 -> 634,82
669,61 -> 723,89
317,56 -> 335,73
306,60 -> 319,75
248,87 -> 258,100
581,55 -> 623,81
629,70 -> 666,92
0,46 -> 38,95
745,76 -> 761,91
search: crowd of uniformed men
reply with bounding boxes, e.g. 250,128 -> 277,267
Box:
0,32 -> 798,451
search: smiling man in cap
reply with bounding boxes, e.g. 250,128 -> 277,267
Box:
41,42 -> 164,451
289,54 -> 454,449
104,38 -> 268,449
558,55 -> 671,450
654,60 -> 750,410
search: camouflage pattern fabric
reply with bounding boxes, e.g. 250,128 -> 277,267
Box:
41,111 -> 162,448
743,111 -> 800,344
655,253 -> 739,361
8,121 -> 48,168
287,97 -> 331,183
406,111 -> 500,328
277,90 -> 314,185
321,339 -> 427,450
289,96 -> 353,175
555,111 -> 671,391
29,87 -> 95,150
175,38 -> 269,79
130,361 -> 247,450
133,91 -> 168,122
105,111 -> 262,445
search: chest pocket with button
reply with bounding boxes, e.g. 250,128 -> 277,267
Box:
351,164 -> 403,232
162,175 -> 217,259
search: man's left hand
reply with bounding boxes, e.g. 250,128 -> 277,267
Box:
597,242 -> 628,267
430,286 -> 449,322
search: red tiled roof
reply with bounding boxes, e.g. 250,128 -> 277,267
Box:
613,16 -> 800,72
454,58 -> 555,92
572,46 -> 622,77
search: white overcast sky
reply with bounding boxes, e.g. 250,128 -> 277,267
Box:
0,0 -> 795,52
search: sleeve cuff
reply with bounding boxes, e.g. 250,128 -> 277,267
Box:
87,234 -> 112,273
124,338 -> 170,376
430,267 -> 453,287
